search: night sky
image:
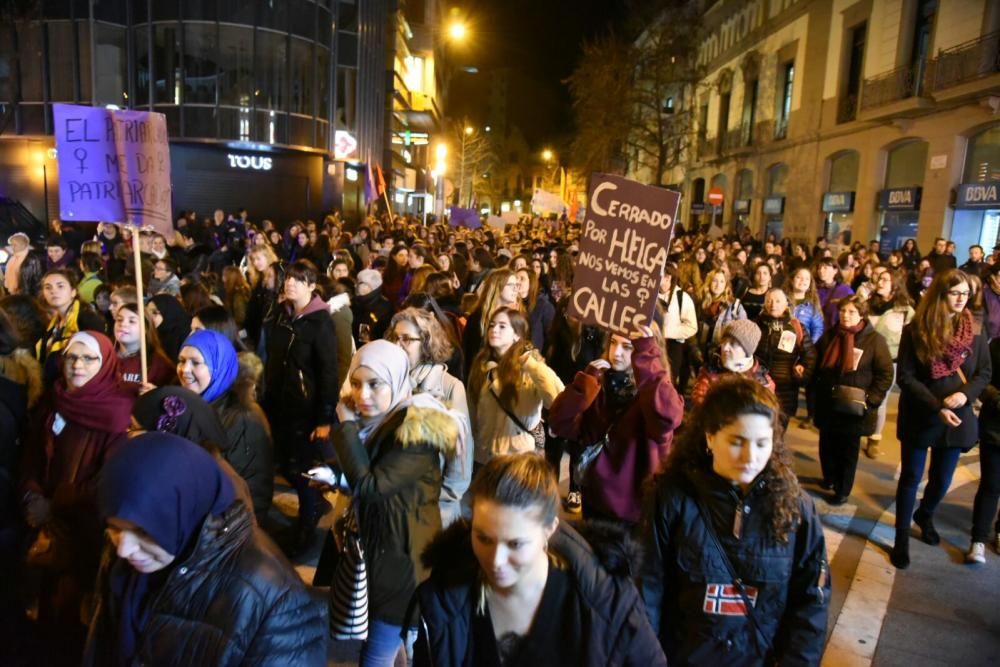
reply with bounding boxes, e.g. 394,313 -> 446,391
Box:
453,0 -> 629,148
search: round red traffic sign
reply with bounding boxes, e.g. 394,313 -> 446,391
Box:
707,187 -> 724,206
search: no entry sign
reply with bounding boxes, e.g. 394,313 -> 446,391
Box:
707,187 -> 724,207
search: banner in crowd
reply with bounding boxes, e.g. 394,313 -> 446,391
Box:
448,206 -> 481,228
567,173 -> 680,336
53,104 -> 172,237
530,188 -> 565,215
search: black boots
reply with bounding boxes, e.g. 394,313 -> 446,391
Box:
890,539 -> 910,569
913,508 -> 941,545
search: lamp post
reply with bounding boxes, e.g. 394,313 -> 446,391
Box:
459,125 -> 473,208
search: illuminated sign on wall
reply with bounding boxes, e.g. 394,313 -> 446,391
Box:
227,154 -> 272,171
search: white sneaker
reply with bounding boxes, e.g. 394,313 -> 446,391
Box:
966,542 -> 986,564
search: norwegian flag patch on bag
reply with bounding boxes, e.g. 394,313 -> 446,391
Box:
703,583 -> 759,616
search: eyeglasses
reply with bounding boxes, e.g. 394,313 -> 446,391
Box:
65,353 -> 101,366
396,335 -> 422,345
947,290 -> 970,298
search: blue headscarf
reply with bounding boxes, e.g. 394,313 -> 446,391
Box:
98,433 -> 236,663
181,329 -> 238,402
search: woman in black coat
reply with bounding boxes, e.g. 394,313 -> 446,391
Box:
329,340 -> 464,666
892,270 -> 991,569
415,453 -> 664,667
83,433 -> 326,666
814,296 -> 894,504
263,260 -> 340,554
755,288 -> 816,426
641,377 -> 830,666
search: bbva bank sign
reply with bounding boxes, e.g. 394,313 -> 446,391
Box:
956,182 -> 1000,209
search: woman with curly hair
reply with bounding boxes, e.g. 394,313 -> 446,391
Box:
640,376 -> 830,665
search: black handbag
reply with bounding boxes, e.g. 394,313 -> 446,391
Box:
489,381 -> 546,451
830,385 -> 867,416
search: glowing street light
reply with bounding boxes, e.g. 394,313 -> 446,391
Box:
464,126 -> 474,136
448,21 -> 467,42
542,149 -> 553,162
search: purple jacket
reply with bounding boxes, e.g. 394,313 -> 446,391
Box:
549,336 -> 684,523
984,287 -> 1000,340
816,282 -> 854,329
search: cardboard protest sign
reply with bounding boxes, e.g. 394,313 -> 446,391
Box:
54,104 -> 172,237
448,206 -> 482,228
567,173 -> 680,336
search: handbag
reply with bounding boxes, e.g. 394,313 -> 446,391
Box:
830,384 -> 867,417
489,382 -> 546,451
573,423 -> 613,482
328,504 -> 369,640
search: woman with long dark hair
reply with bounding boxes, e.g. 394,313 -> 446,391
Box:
640,376 -> 829,665
892,270 -> 991,569
468,307 -> 564,465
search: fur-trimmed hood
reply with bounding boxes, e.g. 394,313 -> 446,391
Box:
395,404 -> 459,457
326,292 -> 351,314
0,349 -> 43,408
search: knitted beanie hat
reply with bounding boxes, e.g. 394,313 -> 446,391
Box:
722,319 -> 762,356
356,269 -> 383,292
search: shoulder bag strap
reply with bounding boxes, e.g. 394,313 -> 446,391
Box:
691,489 -> 771,655
487,373 -> 533,435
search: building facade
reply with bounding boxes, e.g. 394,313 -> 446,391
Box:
0,0 -> 410,226
631,0 -> 1000,260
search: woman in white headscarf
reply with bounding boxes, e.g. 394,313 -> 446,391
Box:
330,339 -> 462,667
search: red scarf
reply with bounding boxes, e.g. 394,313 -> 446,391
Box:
930,309 -> 975,379
51,332 -> 133,433
821,320 -> 866,375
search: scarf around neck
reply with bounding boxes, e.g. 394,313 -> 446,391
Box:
821,319 -> 866,374
930,309 -> 975,379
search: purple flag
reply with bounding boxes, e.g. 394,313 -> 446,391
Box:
448,206 -> 481,228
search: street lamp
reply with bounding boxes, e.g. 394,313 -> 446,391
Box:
448,20 -> 467,42
542,149 -> 553,162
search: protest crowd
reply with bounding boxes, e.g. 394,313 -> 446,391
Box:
2,206 -> 999,667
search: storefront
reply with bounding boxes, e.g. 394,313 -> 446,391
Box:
170,143 -> 330,226
823,151 -> 859,251
764,163 -> 787,239
877,187 -> 922,251
733,198 -> 752,234
822,191 -> 856,251
878,140 -> 927,251
950,125 -> 1000,261
763,196 -> 785,240
734,168 -> 754,234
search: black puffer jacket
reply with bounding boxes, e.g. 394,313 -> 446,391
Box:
83,501 -> 327,666
213,391 -> 274,516
414,520 -> 666,667
813,322 -> 894,438
263,296 -> 339,426
351,288 -> 394,344
641,467 -> 829,667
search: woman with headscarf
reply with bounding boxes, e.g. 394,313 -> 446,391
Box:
20,331 -> 131,665
327,339 -> 462,666
83,433 -> 326,666
177,330 -> 274,516
146,294 -> 191,363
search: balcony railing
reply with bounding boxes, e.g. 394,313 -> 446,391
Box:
697,134 -> 715,159
860,62 -> 926,111
925,30 -> 1000,93
837,93 -> 858,123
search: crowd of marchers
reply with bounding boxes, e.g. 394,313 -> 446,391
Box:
0,208 -> 997,667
